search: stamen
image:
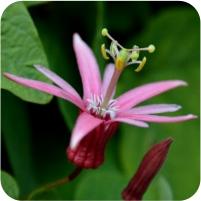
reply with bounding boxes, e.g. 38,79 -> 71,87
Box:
126,60 -> 141,66
128,45 -> 155,53
135,57 -> 147,72
101,28 -> 124,49
101,28 -> 155,72
101,44 -> 109,60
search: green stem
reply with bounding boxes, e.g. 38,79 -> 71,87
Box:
27,167 -> 82,200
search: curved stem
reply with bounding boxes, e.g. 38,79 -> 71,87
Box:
27,167 -> 82,200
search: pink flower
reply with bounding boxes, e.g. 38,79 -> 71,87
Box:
122,138 -> 173,201
4,32 -> 196,168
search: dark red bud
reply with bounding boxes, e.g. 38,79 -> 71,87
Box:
67,123 -> 118,169
122,138 -> 173,201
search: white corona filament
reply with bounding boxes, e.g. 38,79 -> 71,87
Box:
87,94 -> 118,119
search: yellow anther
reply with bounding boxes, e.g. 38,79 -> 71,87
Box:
148,44 -> 155,53
101,28 -> 108,37
115,58 -> 124,71
101,44 -> 109,60
135,57 -> 147,72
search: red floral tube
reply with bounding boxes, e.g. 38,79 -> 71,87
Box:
67,122 -> 118,169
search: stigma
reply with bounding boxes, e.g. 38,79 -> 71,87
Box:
101,28 -> 155,72
86,94 -> 118,119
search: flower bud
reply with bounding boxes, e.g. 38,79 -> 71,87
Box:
122,138 -> 173,201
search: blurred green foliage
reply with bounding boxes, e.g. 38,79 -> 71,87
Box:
2,91 -> 37,195
1,170 -> 20,199
1,1 -> 199,200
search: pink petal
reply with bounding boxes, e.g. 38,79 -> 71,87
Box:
73,33 -> 101,100
130,104 -> 181,114
102,63 -> 116,98
116,80 -> 187,111
109,118 -> 149,128
4,73 -> 84,109
70,112 -> 103,149
118,113 -> 197,123
34,64 -> 82,100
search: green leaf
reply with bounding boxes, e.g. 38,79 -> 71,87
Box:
118,7 -> 199,200
74,138 -> 124,200
1,2 -> 52,104
1,91 -> 37,195
75,169 -> 126,200
1,170 -> 20,199
118,124 -> 157,176
144,175 -> 173,200
28,189 -> 60,200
